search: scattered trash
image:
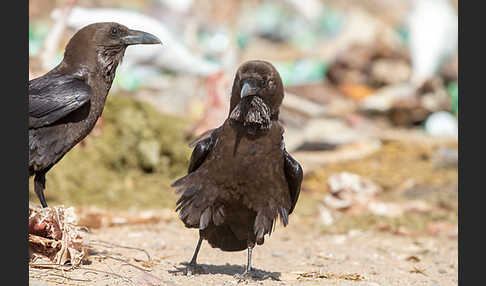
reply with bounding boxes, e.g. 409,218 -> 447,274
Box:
446,81 -> 458,115
56,6 -> 223,77
424,111 -> 458,138
326,41 -> 411,88
325,172 -> 382,211
274,59 -> 328,86
359,83 -> 416,112
293,138 -> 382,174
29,206 -> 87,266
367,201 -> 403,217
29,21 -> 50,56
440,54 -> 458,84
338,83 -> 375,101
301,118 -> 364,146
408,0 -> 458,83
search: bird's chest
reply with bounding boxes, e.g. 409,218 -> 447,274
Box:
208,122 -> 286,191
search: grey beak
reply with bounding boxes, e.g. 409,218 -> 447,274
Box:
240,82 -> 260,98
122,29 -> 162,45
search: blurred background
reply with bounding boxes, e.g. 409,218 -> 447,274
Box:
29,0 -> 458,238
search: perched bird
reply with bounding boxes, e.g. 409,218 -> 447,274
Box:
29,22 -> 161,207
172,60 -> 303,276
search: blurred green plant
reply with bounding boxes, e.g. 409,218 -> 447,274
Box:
29,94 -> 192,210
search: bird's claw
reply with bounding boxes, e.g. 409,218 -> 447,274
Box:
234,270 -> 256,281
185,263 -> 205,276
234,269 -> 270,282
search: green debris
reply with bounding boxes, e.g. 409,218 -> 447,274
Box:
29,21 -> 50,56
274,59 -> 328,86
317,5 -> 344,37
446,81 -> 458,115
29,94 -> 192,210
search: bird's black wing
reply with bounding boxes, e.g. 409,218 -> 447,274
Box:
171,127 -> 222,228
283,149 -> 303,214
187,136 -> 213,173
188,127 -> 218,148
29,74 -> 92,128
185,127 -> 222,173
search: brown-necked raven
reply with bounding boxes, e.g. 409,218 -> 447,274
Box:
29,22 -> 161,207
172,60 -> 303,277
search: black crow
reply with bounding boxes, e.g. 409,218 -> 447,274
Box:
29,22 -> 161,207
172,60 -> 303,277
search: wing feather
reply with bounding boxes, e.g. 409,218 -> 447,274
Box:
283,149 -> 303,214
29,74 -> 92,128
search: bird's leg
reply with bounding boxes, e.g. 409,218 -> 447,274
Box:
34,172 -> 48,208
189,234 -> 203,265
244,241 -> 255,274
235,241 -> 256,280
186,233 -> 204,275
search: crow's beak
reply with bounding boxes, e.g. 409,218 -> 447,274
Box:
122,29 -> 162,45
240,81 -> 260,98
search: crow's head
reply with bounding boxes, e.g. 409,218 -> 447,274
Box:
61,22 -> 161,82
229,60 -> 284,134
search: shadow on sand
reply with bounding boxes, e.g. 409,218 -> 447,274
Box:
169,261 -> 281,281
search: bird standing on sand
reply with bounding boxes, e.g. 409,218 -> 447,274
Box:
29,22 -> 161,207
172,60 -> 303,277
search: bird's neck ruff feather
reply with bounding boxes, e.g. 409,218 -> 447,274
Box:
229,96 -> 272,136
96,45 -> 126,84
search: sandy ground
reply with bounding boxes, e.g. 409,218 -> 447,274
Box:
29,212 -> 457,286
29,139 -> 458,286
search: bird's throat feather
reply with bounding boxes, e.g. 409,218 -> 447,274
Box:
229,96 -> 272,155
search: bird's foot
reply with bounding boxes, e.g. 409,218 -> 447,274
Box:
234,269 -> 271,282
185,263 -> 205,276
234,270 -> 252,281
234,269 -> 259,281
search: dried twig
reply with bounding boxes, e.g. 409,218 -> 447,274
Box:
298,271 -> 365,281
78,266 -> 134,283
97,254 -> 153,272
89,239 -> 151,261
29,262 -> 75,270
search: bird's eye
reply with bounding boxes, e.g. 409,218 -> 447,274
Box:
111,28 -> 118,35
